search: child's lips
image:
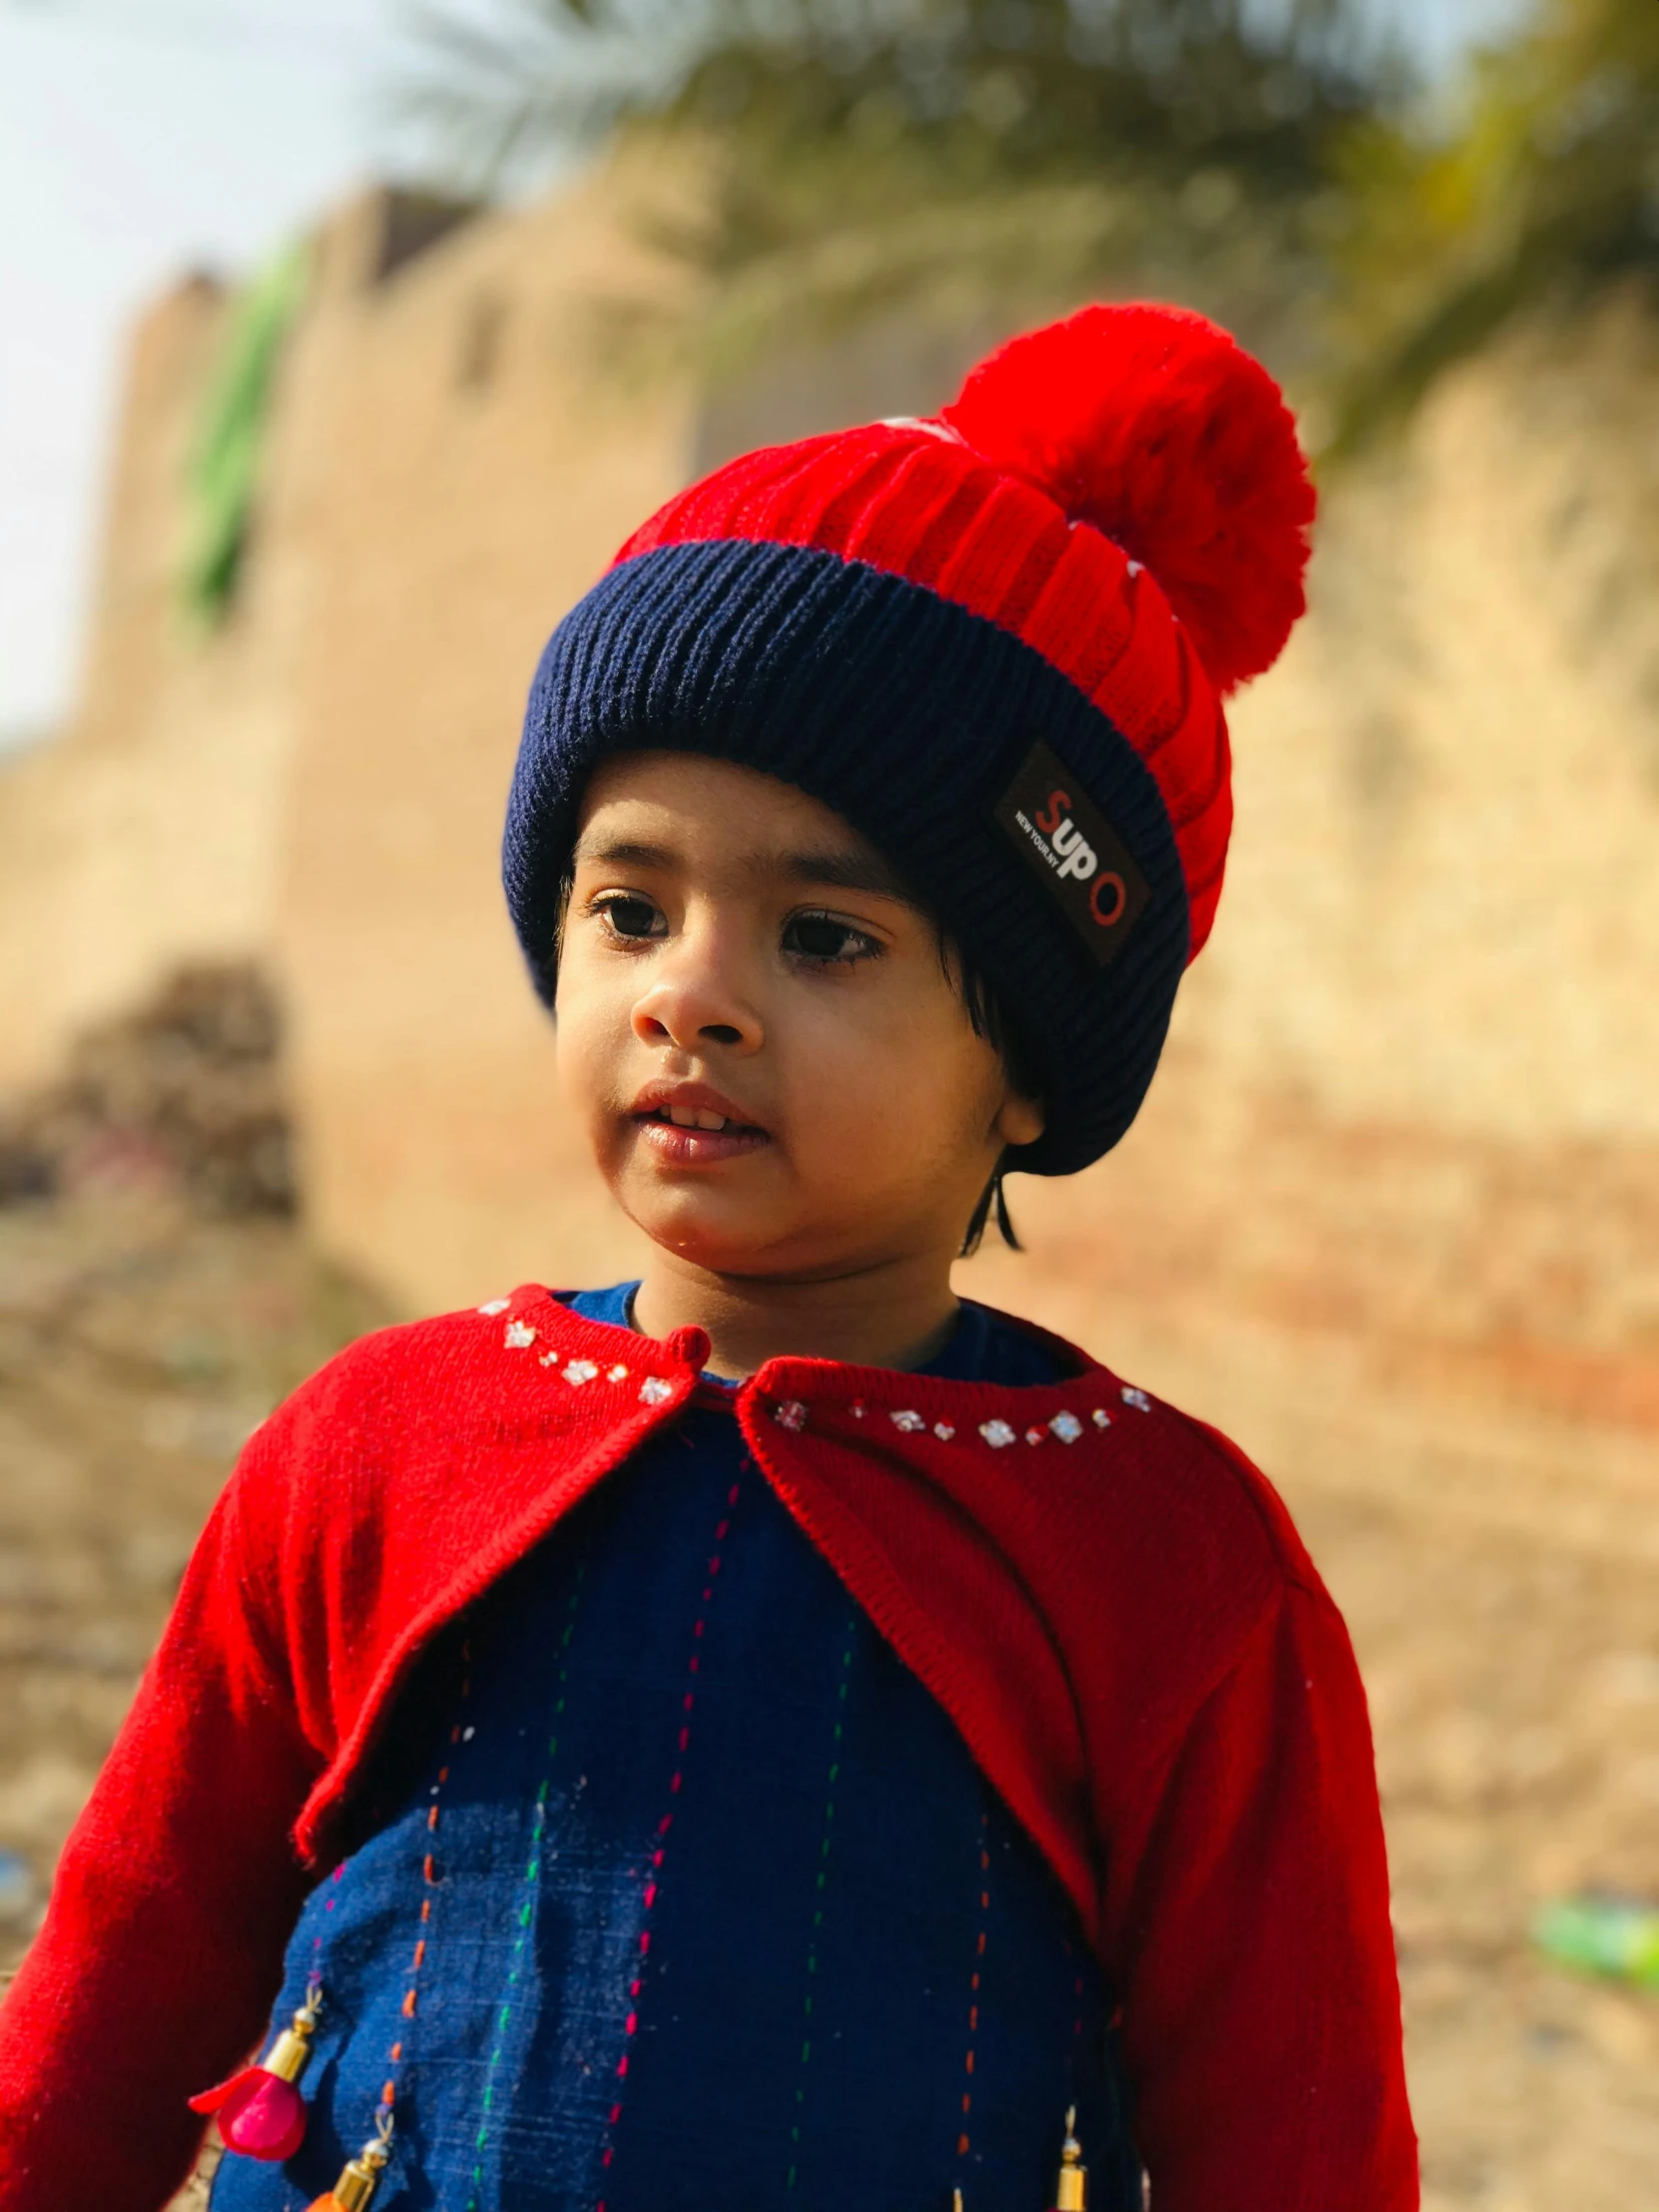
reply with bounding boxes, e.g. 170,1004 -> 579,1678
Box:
636,1115 -> 771,1166
630,1095 -> 771,1167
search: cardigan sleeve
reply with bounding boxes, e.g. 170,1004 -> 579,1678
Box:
1101,1578 -> 1419,2212
0,1442 -> 323,2212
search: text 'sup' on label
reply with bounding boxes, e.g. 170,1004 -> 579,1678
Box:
991,738 -> 1152,970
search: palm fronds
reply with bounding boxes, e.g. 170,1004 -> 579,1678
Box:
397,0 -> 1398,375
1329,0 -> 1659,450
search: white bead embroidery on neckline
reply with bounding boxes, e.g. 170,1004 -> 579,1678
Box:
505,1322 -> 1121,1454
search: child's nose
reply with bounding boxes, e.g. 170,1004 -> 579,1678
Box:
630,953 -> 762,1055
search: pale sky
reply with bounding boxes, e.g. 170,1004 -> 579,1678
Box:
0,0 -> 1530,746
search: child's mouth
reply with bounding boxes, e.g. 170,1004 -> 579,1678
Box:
633,1103 -> 770,1165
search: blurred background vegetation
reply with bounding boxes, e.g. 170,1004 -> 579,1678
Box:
1331,0 -> 1659,445
400,0 -> 1659,444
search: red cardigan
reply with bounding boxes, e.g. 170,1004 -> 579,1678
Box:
0,1288 -> 1416,2211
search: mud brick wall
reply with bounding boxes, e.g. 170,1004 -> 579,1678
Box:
2,167 -> 1654,1427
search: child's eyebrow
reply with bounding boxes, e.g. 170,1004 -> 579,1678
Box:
573,836 -> 677,871
776,847 -> 920,906
575,833 -> 919,909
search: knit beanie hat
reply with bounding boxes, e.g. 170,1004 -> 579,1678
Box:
505,302 -> 1315,1176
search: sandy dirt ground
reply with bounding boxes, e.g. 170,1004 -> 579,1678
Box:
1,1200 -> 1655,2211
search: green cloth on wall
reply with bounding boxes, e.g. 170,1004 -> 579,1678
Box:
182,241 -> 309,626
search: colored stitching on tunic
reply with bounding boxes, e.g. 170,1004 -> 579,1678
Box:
955,1809 -> 991,2161
311,1861 -> 343,1991
594,1471 -> 746,2212
784,1617 -> 858,2192
1065,1932 -> 1087,2053
465,1568 -> 589,2212
380,1640 -> 473,2115
1064,1931 -> 1087,2125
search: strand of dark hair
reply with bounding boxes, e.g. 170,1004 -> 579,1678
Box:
942,933 -> 1039,1256
960,1164 -> 1021,1259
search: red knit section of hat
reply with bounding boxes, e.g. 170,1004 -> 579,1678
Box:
613,305 -> 1315,959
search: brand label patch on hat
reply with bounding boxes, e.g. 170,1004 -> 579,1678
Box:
993,740 -> 1151,968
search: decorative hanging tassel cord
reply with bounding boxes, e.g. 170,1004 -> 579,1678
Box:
1050,2106 -> 1088,2212
189,1984 -> 322,2162
306,2111 -> 394,2212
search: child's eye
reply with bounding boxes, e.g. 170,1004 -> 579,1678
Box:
594,893 -> 665,941
782,910 -> 881,966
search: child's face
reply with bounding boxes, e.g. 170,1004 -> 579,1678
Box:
556,753 -> 1044,1281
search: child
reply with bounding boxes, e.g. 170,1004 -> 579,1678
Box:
0,304 -> 1417,2212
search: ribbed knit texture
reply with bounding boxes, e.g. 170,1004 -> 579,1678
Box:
508,541 -> 1190,1174
614,417 -> 1234,938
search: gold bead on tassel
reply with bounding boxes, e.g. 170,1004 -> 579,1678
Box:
1051,2105 -> 1088,2212
262,1987 -> 323,2084
306,2112 -> 393,2212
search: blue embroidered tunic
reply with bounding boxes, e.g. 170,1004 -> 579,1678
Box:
211,1290 -> 1141,2212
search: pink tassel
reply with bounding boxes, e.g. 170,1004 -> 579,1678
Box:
191,2066 -> 307,2160
191,1984 -> 321,2164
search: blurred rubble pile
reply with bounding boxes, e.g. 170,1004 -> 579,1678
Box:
0,964 -> 295,1220
0,968 -> 392,2000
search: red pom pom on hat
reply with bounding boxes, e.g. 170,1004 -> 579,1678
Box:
940,302 -> 1316,696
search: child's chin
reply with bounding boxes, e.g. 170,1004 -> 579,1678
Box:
630,1191 -> 786,1275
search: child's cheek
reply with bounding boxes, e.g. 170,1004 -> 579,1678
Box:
552,981 -> 624,1140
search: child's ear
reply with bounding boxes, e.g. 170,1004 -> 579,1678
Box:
994,1089 -> 1045,1150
